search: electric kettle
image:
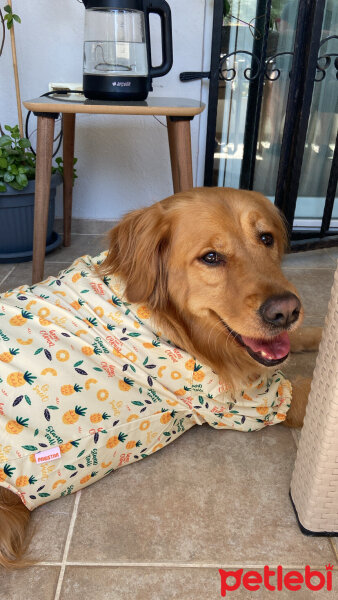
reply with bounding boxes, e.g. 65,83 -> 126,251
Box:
82,0 -> 173,100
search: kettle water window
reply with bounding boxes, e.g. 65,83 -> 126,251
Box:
83,9 -> 148,77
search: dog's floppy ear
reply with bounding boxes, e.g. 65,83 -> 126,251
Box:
99,203 -> 171,307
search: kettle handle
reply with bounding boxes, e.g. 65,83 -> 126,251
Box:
144,0 -> 173,79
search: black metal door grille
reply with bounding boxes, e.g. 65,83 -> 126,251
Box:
180,0 -> 338,251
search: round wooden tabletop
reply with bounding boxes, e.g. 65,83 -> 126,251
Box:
23,95 -> 205,117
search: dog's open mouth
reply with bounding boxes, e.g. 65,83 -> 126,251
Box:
224,323 -> 290,367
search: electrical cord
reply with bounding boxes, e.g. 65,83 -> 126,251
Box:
25,89 -> 84,156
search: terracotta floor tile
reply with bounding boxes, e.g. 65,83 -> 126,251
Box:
45,233 -> 105,263
0,262 -> 70,292
283,249 -> 337,268
59,566 -> 338,599
325,247 -> 338,263
282,267 -> 335,327
26,494 -> 76,563
68,425 -> 334,565
0,566 -> 60,600
332,539 -> 338,562
0,263 -> 15,284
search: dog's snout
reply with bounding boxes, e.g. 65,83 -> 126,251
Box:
259,294 -> 301,328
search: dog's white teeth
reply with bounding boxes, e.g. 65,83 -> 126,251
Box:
260,350 -> 273,361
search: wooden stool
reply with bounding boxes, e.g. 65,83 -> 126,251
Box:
23,96 -> 205,284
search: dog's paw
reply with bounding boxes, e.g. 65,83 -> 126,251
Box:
289,327 -> 322,353
283,376 -> 312,428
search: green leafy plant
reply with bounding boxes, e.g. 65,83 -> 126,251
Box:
52,156 -> 78,186
0,4 -> 21,58
0,125 -> 34,192
0,125 -> 77,193
3,3 -> 20,29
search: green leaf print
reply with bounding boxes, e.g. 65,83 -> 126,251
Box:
47,405 -> 59,410
34,429 -> 39,437
34,348 -> 43,355
22,445 -> 38,451
111,295 -> 122,306
128,332 -> 141,337
64,465 -> 77,471
132,401 -> 144,406
38,493 -> 51,497
74,360 -> 84,367
25,395 -> 31,405
77,449 -> 85,458
198,396 -> 204,405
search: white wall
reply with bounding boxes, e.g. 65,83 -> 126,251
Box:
0,0 -> 214,220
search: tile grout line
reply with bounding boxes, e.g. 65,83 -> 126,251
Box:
290,428 -> 300,449
40,561 -> 338,570
329,538 -> 338,563
53,491 -> 82,600
0,265 -> 16,288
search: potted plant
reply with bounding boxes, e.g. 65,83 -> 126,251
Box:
0,125 -> 63,262
0,3 -> 70,263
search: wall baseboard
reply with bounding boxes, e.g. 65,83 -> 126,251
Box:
55,218 -> 117,235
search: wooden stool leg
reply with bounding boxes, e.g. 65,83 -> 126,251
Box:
32,116 -> 55,284
63,113 -> 76,247
166,117 -> 194,193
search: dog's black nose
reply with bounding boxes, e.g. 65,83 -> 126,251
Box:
259,294 -> 301,328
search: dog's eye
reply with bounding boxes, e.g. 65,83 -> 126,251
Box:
201,251 -> 223,265
260,233 -> 274,247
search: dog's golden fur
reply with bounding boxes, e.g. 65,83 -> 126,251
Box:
0,187 -> 321,568
101,187 -> 303,388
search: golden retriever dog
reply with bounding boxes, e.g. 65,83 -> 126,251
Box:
0,187 -> 321,569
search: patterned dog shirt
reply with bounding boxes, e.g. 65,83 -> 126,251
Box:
0,252 -> 292,510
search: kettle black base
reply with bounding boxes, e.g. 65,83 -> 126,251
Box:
83,74 -> 150,101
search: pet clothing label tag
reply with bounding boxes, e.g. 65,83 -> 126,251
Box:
35,446 -> 61,464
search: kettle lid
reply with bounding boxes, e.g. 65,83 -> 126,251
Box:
83,0 -> 144,10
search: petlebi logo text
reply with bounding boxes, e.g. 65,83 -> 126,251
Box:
219,564 -> 333,596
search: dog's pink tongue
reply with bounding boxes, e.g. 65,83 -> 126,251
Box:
241,331 -> 290,360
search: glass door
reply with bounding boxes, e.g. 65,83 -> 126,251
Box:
193,0 -> 338,249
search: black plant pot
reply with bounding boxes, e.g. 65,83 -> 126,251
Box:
0,173 -> 62,263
